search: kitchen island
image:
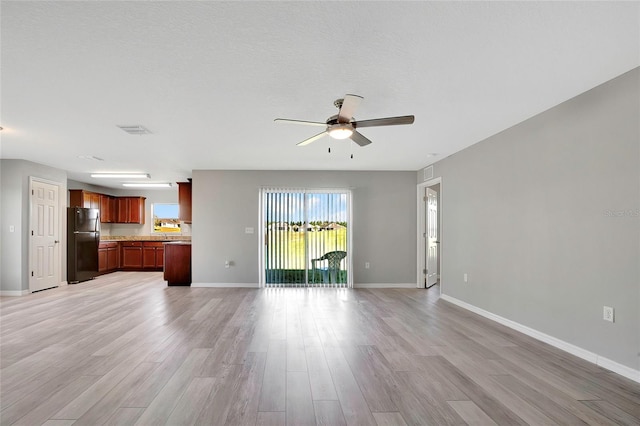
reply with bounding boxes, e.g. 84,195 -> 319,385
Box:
163,241 -> 192,286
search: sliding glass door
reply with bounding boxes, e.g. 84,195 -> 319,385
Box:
261,188 -> 351,288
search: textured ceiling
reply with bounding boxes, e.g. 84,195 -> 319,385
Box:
1,1 -> 638,189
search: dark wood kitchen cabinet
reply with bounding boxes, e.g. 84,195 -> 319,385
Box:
117,197 -> 146,224
98,241 -> 119,273
99,194 -> 116,223
178,181 -> 192,223
70,189 -> 102,219
121,241 -> 143,269
70,190 -> 136,224
164,242 -> 191,286
142,241 -> 164,270
98,246 -> 108,273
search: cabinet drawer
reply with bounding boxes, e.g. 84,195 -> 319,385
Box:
99,241 -> 118,249
143,241 -> 164,248
121,241 -> 143,247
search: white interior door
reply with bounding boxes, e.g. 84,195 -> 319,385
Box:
426,187 -> 438,288
30,179 -> 61,292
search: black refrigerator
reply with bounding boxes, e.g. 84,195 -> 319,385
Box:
67,207 -> 100,283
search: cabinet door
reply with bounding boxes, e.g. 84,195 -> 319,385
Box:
143,246 -> 157,269
98,248 -> 108,272
109,198 -> 117,224
117,198 -> 130,223
90,193 -> 100,210
178,182 -> 192,223
107,247 -> 119,270
82,192 -> 93,208
121,245 -> 143,269
128,197 -> 145,224
156,247 -> 164,269
69,190 -> 85,208
100,195 -> 113,223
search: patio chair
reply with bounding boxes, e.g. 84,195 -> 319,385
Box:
311,251 -> 347,284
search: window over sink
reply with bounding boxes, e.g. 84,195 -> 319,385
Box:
152,203 -> 181,234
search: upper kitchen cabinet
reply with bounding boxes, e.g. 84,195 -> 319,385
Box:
117,197 -> 146,224
100,194 -> 116,223
69,189 -> 100,210
70,190 -> 110,222
178,181 -> 192,223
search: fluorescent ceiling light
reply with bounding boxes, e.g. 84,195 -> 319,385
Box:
91,173 -> 150,179
122,183 -> 172,188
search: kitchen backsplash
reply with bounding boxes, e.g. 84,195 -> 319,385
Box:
101,222 -> 192,237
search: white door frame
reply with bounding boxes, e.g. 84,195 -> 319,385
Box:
416,177 -> 442,294
29,176 -> 64,292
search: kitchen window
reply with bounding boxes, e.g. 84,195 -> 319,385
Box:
152,203 -> 181,234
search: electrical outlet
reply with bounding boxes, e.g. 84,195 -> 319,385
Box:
603,306 -> 614,322
365,262 -> 370,269
463,273 -> 468,283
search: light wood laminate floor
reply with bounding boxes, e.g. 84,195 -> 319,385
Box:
1,272 -> 639,425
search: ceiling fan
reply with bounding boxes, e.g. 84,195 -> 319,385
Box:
275,94 -> 414,147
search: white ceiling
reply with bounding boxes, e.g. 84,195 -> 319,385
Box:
1,1 -> 638,189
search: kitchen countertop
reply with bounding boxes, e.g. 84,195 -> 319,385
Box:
163,241 -> 192,245
101,235 -> 192,242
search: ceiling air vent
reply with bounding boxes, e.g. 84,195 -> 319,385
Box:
117,125 -> 152,135
423,165 -> 434,181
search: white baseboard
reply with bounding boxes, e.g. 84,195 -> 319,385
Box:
0,289 -> 30,296
354,283 -> 416,289
440,294 -> 640,384
191,282 -> 259,288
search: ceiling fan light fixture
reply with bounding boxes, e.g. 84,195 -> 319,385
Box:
328,124 -> 353,140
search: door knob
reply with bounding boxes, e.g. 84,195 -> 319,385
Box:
54,240 -> 60,244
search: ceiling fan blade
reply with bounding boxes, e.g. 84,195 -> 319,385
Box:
350,131 -> 372,147
338,94 -> 363,123
353,115 -> 415,128
275,118 -> 326,127
296,131 -> 327,146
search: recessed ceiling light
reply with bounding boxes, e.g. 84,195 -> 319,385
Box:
122,183 -> 172,188
91,173 -> 150,179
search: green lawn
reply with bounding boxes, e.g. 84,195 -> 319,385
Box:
265,229 -> 347,283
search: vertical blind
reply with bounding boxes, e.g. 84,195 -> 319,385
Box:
262,188 -> 351,288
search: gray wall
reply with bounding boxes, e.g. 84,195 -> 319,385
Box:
1,159 -> 68,292
192,170 -> 416,286
420,68 -> 639,371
